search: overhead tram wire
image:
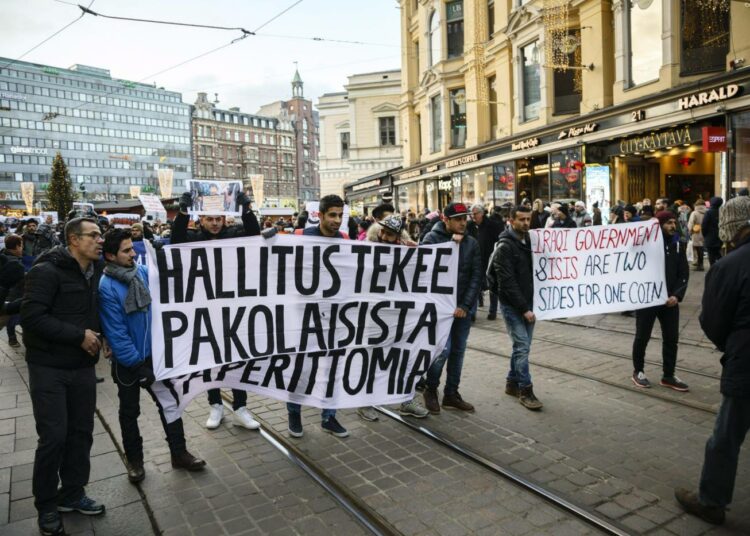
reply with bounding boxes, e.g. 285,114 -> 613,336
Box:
1,0 -> 96,70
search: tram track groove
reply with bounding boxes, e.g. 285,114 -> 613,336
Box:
373,407 -> 632,536
471,324 -> 721,381
219,394 -> 402,536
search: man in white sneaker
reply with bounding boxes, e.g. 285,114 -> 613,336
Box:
171,189 -> 261,431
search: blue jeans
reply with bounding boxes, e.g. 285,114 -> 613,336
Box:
699,396 -> 750,508
426,315 -> 472,395
286,403 -> 335,422
500,304 -> 534,388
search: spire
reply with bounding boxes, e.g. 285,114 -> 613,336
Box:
292,61 -> 303,98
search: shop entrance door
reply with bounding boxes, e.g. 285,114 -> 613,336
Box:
666,174 -> 714,204
438,189 -> 452,210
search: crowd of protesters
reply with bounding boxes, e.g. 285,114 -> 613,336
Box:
1,185 -> 749,534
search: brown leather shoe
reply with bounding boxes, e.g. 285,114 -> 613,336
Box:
675,488 -> 725,525
171,451 -> 206,472
519,385 -> 543,410
423,388 -> 440,414
127,461 -> 145,483
442,392 -> 475,412
505,381 -> 519,397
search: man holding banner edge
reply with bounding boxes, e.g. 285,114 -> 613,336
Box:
171,188 -> 263,431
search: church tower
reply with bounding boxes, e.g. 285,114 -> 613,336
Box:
292,67 -> 304,98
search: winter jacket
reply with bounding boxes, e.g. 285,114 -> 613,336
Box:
421,221 -> 482,312
488,228 -> 533,315
702,197 -> 723,248
170,209 -> 260,244
700,235 -> 750,398
687,204 -> 706,248
99,264 -> 151,368
530,211 -> 547,229
467,217 -> 503,270
664,232 -> 690,301
20,246 -> 103,369
0,251 -> 25,302
552,216 -> 577,229
572,210 -> 592,228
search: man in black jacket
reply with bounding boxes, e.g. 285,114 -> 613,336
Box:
420,202 -> 482,413
1,234 -> 25,347
489,205 -> 542,410
631,211 -> 690,391
467,204 -> 502,320
675,210 -> 750,526
21,218 -> 106,536
171,189 -> 262,431
702,196 -> 723,265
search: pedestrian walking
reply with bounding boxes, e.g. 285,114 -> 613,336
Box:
675,202 -> 750,526
1,234 -> 25,347
420,202 -> 482,414
631,211 -> 690,391
488,205 -> 543,410
467,203 -> 502,320
99,229 -> 206,484
21,217 -> 106,536
288,194 -> 350,438
687,201 -> 707,270
171,189 -> 262,431
702,196 -> 723,265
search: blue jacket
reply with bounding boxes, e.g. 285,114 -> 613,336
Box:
99,264 -> 151,368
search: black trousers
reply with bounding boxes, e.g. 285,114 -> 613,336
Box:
632,304 -> 679,378
28,363 -> 96,514
707,246 -> 722,266
112,358 -> 186,463
207,388 -> 246,410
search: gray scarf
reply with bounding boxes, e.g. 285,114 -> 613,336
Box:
104,262 -> 151,313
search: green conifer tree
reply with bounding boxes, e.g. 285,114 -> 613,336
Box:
46,152 -> 75,219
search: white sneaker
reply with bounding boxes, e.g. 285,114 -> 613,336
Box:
205,404 -> 224,429
233,407 -> 260,430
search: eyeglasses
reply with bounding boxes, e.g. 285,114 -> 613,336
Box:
77,231 -> 102,240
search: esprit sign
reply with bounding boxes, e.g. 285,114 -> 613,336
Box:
702,127 -> 727,153
619,126 -> 692,154
678,84 -> 740,110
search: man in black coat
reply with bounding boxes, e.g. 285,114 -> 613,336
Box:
1,234 -> 25,347
420,202 -> 482,414
631,211 -> 690,391
171,190 -> 262,431
702,196 -> 723,265
467,204 -> 502,320
21,218 -> 106,536
488,205 -> 542,410
675,209 -> 750,526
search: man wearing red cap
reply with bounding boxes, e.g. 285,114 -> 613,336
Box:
631,211 -> 690,391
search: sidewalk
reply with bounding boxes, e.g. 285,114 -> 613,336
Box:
0,339 -> 155,536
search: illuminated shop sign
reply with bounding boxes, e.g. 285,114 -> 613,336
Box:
445,153 -> 479,168
678,84 -> 740,110
557,123 -> 598,140
619,126 -> 692,154
511,137 -> 540,151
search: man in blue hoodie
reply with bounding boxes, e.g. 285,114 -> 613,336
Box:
99,229 -> 205,484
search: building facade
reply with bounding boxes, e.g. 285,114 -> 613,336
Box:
0,59 -> 191,211
258,69 -> 321,208
191,93 -> 297,207
318,69 -> 403,211
395,0 -> 750,214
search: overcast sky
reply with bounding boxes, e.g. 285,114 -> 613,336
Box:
1,0 -> 401,113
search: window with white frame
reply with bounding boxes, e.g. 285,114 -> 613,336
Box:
428,9 -> 442,67
521,41 -> 541,121
430,94 -> 442,152
379,117 -> 396,146
626,0 -> 662,86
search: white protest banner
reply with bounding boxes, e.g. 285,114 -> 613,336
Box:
40,211 -> 58,225
186,179 -> 242,216
146,235 -> 458,422
305,201 -> 350,233
138,194 -> 167,216
530,220 -> 667,320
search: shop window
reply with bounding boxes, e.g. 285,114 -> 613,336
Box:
430,94 -> 442,153
379,117 -> 396,146
446,1 -> 464,58
521,41 -> 541,121
488,76 -> 498,139
340,132 -> 350,159
553,29 -> 582,115
428,10 -> 442,67
626,0 -> 662,86
680,1 -> 729,76
550,148 -> 583,201
732,112 -> 750,196
449,88 -> 466,148
493,163 -> 516,205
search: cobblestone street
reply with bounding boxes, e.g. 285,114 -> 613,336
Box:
1,271 -> 748,535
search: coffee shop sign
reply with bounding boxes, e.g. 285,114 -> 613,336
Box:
619,126 -> 692,154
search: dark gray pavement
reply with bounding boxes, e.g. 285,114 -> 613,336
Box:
1,267 -> 747,535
